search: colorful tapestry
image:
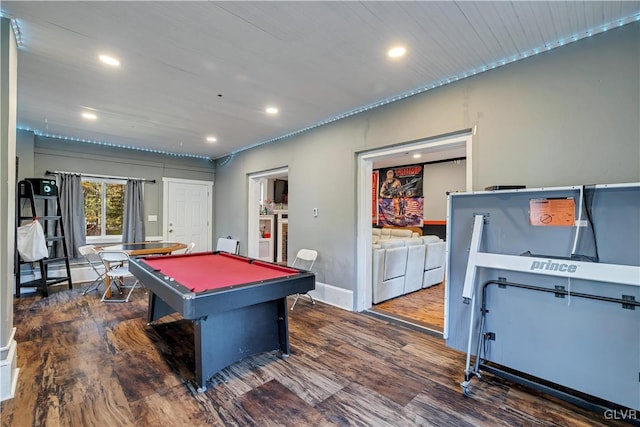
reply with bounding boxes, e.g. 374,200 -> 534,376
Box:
376,165 -> 424,227
372,170 -> 379,222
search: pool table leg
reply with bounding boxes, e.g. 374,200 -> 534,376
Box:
193,298 -> 291,392
276,297 -> 290,357
147,291 -> 176,323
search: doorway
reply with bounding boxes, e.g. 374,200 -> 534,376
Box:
247,167 -> 289,261
356,131 -> 473,339
162,177 -> 213,252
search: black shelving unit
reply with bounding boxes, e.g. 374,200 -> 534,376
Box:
15,179 -> 72,297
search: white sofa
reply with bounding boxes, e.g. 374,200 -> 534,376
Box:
372,227 -> 420,244
372,235 -> 445,304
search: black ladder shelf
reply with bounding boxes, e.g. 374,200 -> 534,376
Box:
15,179 -> 73,297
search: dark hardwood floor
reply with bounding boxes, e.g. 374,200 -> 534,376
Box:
1,283 -> 627,426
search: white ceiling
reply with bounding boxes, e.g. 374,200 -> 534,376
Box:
2,1 -> 639,160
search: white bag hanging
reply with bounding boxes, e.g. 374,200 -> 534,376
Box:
17,220 -> 49,262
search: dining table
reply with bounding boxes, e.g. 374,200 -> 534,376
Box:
97,241 -> 188,299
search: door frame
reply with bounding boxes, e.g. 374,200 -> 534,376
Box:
247,167 -> 288,259
356,131 -> 473,339
162,177 -> 213,250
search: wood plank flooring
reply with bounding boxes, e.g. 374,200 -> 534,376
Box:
1,283 -> 629,427
372,283 -> 445,332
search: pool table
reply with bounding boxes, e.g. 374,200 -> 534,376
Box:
98,241 -> 188,298
128,251 -> 315,392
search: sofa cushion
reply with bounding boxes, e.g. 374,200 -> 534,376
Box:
378,239 -> 406,249
388,229 -> 414,239
421,235 -> 441,244
403,238 -> 423,247
383,246 -> 408,281
404,243 -> 426,294
424,241 -> 445,271
423,267 -> 444,288
373,276 -> 405,304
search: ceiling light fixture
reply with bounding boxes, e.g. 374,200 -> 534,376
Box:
206,136 -> 217,143
265,106 -> 279,115
98,54 -> 120,67
413,154 -> 422,159
81,112 -> 97,120
387,46 -> 407,58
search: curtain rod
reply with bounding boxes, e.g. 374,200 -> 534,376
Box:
45,170 -> 156,183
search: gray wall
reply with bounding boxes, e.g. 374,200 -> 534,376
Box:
214,23 -> 639,294
423,159 -> 466,221
16,129 -> 34,180
23,135 -> 215,238
0,16 -> 17,387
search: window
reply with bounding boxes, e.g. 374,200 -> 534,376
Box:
82,178 -> 126,240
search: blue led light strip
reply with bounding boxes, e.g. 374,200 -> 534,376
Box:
0,13 -> 23,46
19,127 -> 212,160
225,13 -> 640,159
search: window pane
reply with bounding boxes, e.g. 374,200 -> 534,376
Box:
106,183 -> 125,235
83,181 -> 102,236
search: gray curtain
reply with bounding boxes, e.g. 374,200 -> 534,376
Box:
58,173 -> 86,258
122,180 -> 145,242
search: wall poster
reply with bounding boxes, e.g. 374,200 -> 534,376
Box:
372,170 -> 379,222
376,165 -> 424,227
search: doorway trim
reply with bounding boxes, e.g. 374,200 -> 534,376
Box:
162,177 -> 213,250
356,130 -> 473,339
247,167 -> 288,259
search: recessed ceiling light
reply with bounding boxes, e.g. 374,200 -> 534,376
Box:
265,106 -> 279,115
81,112 -> 97,120
413,154 -> 421,159
206,136 -> 217,143
98,54 -> 120,67
387,46 -> 407,59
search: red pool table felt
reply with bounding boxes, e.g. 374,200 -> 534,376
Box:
143,252 -> 299,292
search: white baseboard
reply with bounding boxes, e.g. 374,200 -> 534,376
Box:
0,328 -> 19,401
307,281 -> 354,311
18,265 -> 97,288
22,267 -> 357,313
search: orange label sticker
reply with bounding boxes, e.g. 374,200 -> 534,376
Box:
529,198 -> 575,226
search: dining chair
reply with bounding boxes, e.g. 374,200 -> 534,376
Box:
78,244 -> 106,295
184,242 -> 196,254
216,237 -> 239,254
290,249 -> 317,310
99,250 -> 141,303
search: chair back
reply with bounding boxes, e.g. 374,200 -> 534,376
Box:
99,250 -> 130,264
78,244 -> 106,287
184,242 -> 196,254
291,249 -> 317,271
78,244 -> 98,256
216,238 -> 239,254
79,244 -> 104,270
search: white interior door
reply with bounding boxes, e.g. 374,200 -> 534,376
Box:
163,178 -> 212,252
